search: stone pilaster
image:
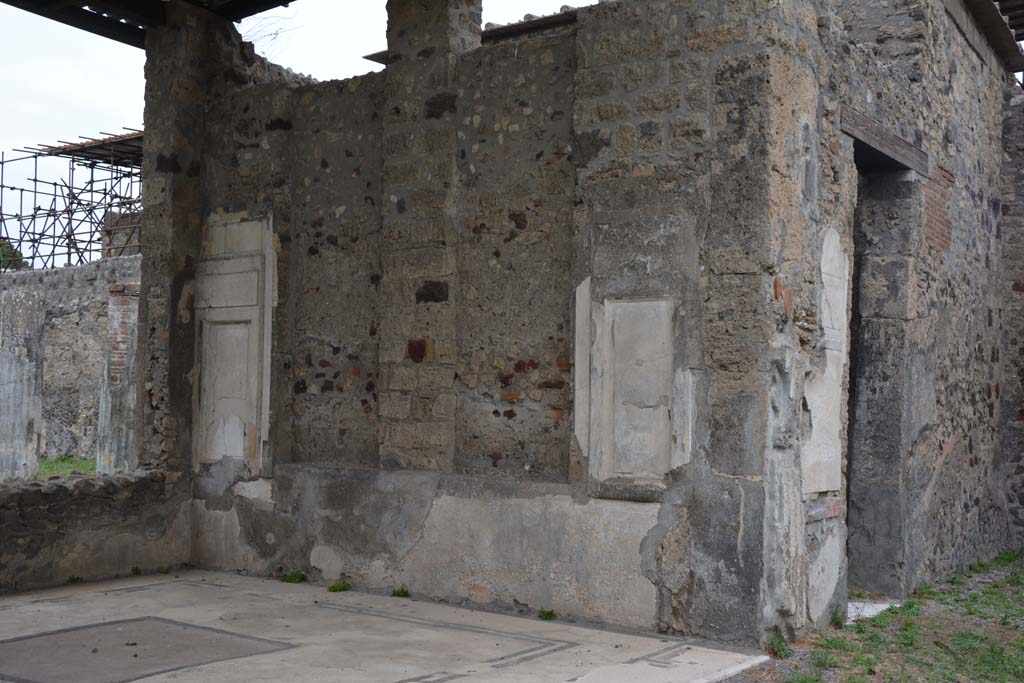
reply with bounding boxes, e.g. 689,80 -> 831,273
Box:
138,1 -> 232,472
378,0 -> 481,470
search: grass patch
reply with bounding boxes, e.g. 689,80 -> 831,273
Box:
328,580 -> 351,592
36,457 -> 96,480
994,551 -> 1022,566
391,586 -> 410,598
810,650 -> 840,669
782,671 -> 822,683
801,552 -> 1024,682
281,571 -> 306,583
131,565 -> 142,576
537,609 -> 556,621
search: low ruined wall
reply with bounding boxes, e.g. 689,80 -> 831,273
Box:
0,471 -> 190,592
0,256 -> 141,480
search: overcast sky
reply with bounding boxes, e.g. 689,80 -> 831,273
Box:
0,1 -> 592,155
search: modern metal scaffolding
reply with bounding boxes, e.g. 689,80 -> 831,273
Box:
0,130 -> 143,271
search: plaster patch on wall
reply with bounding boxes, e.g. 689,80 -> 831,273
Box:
802,229 -> 849,494
807,521 -> 845,624
672,368 -> 695,467
575,277 -> 592,457
232,477 -> 273,505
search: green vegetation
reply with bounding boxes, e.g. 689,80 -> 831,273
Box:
768,627 -> 793,659
537,609 -> 556,621
787,551 -> 1024,682
391,586 -> 410,598
157,566 -> 172,575
131,565 -> 142,576
281,571 -> 306,583
0,239 -> 29,271
36,457 -> 96,480
67,576 -> 82,584
328,580 -> 351,592
783,671 -> 823,683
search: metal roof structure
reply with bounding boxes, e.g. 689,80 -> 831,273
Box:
971,0 -> 1024,70
1,1 -> 296,48
15,130 -> 144,168
999,0 -> 1024,39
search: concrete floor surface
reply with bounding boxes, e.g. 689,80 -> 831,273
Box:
0,570 -> 767,683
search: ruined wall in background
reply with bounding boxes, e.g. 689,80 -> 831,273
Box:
0,256 -> 141,480
0,258 -> 169,593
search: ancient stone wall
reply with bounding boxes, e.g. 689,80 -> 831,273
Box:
827,0 -> 1015,596
166,0 -> 844,644
5,0 -> 1014,647
1001,93 -> 1024,543
0,256 -> 141,480
200,75 -> 385,473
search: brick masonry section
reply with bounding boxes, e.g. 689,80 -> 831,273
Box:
925,165 -> 955,254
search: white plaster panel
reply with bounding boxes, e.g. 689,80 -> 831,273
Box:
591,298 -> 674,489
199,321 -> 254,464
574,277 -> 592,456
819,229 -> 849,352
801,229 -> 849,494
224,220 -> 265,254
194,215 -> 274,476
672,368 -> 694,467
195,271 -> 259,309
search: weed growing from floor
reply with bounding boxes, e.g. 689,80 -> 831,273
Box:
281,571 -> 306,583
67,576 -> 82,584
391,586 -> 410,597
131,565 -> 142,576
767,627 -> 792,659
538,609 -> 556,621
328,580 -> 351,592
